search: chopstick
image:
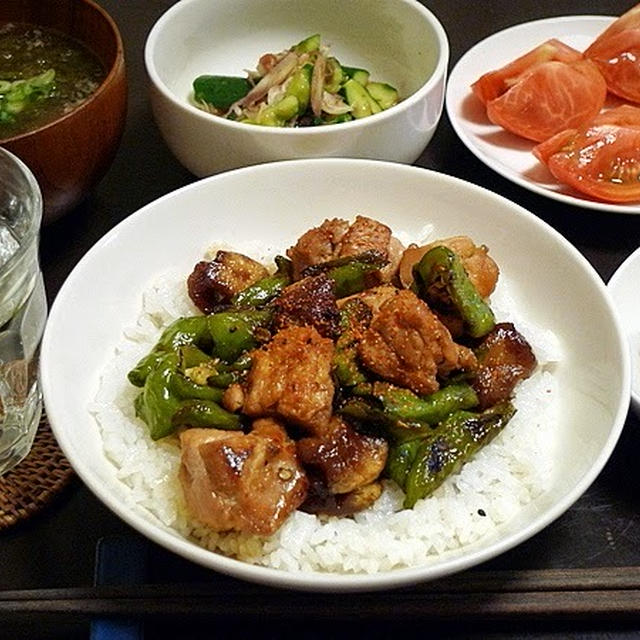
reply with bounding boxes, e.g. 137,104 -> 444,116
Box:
1,566 -> 640,620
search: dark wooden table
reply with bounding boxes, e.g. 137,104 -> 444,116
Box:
2,1 -> 640,638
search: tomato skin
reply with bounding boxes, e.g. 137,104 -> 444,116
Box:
533,113 -> 640,203
485,59 -> 607,142
471,39 -> 582,105
585,4 -> 640,103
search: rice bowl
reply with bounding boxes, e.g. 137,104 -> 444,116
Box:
40,159 -> 630,591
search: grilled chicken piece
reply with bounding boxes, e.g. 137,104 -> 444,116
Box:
471,322 -> 537,409
242,326 -> 335,434
187,250 -> 269,314
337,285 -> 398,315
287,216 -> 401,282
358,289 -> 477,395
273,274 -> 341,339
398,236 -> 500,298
287,218 -> 350,279
296,416 -> 388,495
178,419 -> 308,535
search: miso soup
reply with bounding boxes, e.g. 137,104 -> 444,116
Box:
0,22 -> 106,139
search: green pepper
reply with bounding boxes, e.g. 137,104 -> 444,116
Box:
133,352 -> 183,440
302,250 -> 388,298
412,245 -> 495,339
231,256 -> 292,308
402,402 -> 515,508
133,350 -> 240,439
207,309 -> 272,362
172,399 -> 241,430
386,439 -> 421,490
128,316 -> 212,387
332,298 -> 372,387
367,382 -> 479,427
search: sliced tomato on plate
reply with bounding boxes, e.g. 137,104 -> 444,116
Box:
471,38 -> 581,105
485,58 -> 607,142
533,105 -> 640,203
585,3 -> 640,103
471,39 -> 606,142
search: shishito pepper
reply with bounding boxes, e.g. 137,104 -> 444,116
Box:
132,351 -> 239,440
412,245 -> 495,339
339,382 -> 480,440
401,402 -> 516,508
231,256 -> 293,308
128,316 -> 212,387
207,309 -> 272,362
332,298 -> 371,388
302,250 -> 389,298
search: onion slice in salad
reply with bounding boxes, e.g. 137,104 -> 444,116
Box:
234,51 -> 299,110
311,54 -> 326,117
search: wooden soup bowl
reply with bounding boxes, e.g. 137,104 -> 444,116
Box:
0,0 -> 127,223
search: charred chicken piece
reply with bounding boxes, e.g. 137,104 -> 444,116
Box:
301,478 -> 384,516
358,289 -> 477,396
272,273 -> 341,339
187,250 -> 269,314
471,322 -> 537,409
242,325 -> 335,434
178,419 -> 308,536
296,416 -> 388,495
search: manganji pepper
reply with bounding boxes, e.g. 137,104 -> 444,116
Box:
207,309 -> 272,363
128,316 -> 212,387
412,245 -> 495,339
302,250 -> 389,298
402,402 -> 515,508
231,256 -> 293,308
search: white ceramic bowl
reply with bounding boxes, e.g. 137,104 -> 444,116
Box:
608,246 -> 640,415
41,159 -> 630,592
144,0 -> 448,176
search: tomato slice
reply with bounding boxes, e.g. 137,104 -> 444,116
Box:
471,39 -> 582,105
485,59 -> 607,142
585,4 -> 640,103
533,107 -> 640,203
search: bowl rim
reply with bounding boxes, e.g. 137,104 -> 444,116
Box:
0,0 -> 125,145
143,0 -> 450,136
607,244 -> 640,411
41,158 -> 631,592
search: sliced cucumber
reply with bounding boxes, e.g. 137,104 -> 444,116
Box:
342,78 -> 381,119
366,82 -> 399,110
293,34 -> 321,53
342,66 -> 370,86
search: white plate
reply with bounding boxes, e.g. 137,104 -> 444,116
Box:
446,15 -> 640,215
40,159 -> 630,592
608,246 -> 640,414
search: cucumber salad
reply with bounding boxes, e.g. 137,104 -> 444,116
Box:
191,34 -> 399,127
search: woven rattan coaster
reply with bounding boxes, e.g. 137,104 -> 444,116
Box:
0,415 -> 74,530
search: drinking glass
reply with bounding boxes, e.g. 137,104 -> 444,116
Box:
0,148 -> 47,475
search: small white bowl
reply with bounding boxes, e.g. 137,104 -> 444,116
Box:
608,246 -> 640,415
41,159 -> 630,592
144,0 -> 448,176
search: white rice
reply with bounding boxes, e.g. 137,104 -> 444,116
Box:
90,261 -> 562,575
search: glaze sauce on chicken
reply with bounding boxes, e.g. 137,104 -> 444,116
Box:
127,216 -> 537,536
